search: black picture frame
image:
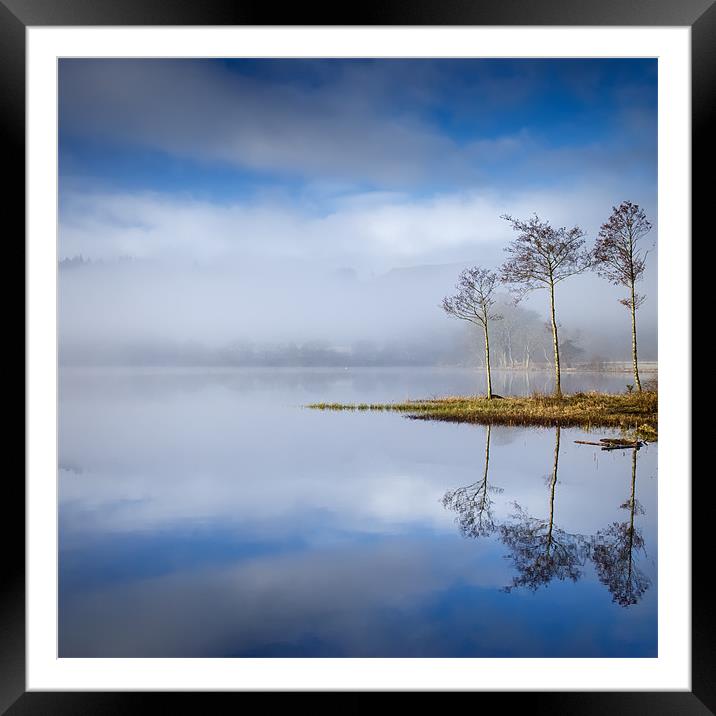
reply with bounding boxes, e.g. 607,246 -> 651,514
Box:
4,0 -> 706,711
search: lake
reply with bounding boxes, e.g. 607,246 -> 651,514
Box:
59,367 -> 657,657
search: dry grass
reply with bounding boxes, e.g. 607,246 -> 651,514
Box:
307,390 -> 657,438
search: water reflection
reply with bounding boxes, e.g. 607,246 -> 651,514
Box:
442,425 -> 503,538
591,448 -> 651,606
499,428 -> 589,593
443,427 -> 651,607
59,367 -> 657,657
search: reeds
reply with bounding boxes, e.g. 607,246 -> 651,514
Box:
307,390 -> 657,437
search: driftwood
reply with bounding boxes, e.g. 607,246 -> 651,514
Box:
600,443 -> 643,451
574,439 -> 644,450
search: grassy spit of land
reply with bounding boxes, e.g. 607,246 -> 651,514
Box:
307,390 -> 657,440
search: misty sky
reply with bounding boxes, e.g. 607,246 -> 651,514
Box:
58,58 -> 658,358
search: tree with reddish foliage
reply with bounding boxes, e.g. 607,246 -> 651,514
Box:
592,201 -> 652,392
442,267 -> 502,399
500,214 -> 590,396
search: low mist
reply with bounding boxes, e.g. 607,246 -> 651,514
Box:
59,255 -> 657,368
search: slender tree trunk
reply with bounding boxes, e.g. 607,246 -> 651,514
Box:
483,424 -> 491,484
483,320 -> 493,399
549,278 -> 561,396
627,447 -> 638,583
630,280 -> 642,392
546,426 -> 561,556
475,424 -> 493,533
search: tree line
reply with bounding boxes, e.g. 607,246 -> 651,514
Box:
457,295 -> 587,371
442,201 -> 652,397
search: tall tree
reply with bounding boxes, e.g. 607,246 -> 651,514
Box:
591,448 -> 651,606
500,427 -> 588,592
442,425 -> 503,538
500,214 -> 590,396
442,267 -> 502,399
592,201 -> 652,392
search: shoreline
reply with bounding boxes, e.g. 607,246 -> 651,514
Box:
57,363 -> 657,374
307,390 -> 658,439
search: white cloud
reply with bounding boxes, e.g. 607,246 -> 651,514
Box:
60,181 -> 656,268
58,183 -> 657,352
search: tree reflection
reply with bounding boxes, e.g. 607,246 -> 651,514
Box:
500,427 -> 588,593
442,425 -> 503,538
591,448 -> 651,606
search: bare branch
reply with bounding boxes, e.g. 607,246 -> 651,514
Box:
499,214 -> 591,294
442,267 -> 503,327
591,200 -> 651,294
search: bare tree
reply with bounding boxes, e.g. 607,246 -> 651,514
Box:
442,425 -> 503,538
500,214 -> 590,396
500,427 -> 589,592
591,448 -> 651,606
442,267 -> 502,399
592,201 -> 652,392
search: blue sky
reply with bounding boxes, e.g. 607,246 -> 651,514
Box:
58,58 -> 658,354
60,58 -> 657,209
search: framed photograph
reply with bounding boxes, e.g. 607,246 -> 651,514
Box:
7,0 -> 707,710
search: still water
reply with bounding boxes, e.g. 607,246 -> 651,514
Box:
59,367 -> 657,657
